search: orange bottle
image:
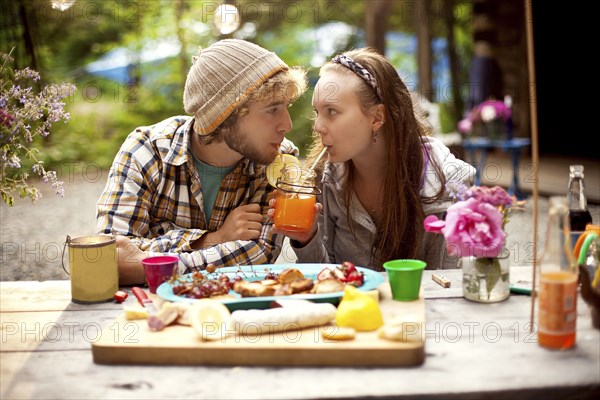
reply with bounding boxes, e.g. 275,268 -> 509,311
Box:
537,197 -> 578,350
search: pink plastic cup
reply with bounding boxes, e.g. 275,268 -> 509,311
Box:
141,255 -> 179,294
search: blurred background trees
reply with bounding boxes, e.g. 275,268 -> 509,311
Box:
1,0 -> 488,171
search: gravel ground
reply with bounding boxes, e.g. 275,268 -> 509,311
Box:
1,169 -> 108,281
1,169 -> 599,281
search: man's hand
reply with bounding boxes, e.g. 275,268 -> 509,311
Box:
116,235 -> 148,285
267,190 -> 322,247
191,204 -> 263,249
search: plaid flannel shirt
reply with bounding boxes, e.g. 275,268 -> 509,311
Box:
96,116 -> 299,273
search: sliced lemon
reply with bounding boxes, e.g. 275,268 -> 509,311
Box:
265,154 -> 301,187
190,299 -> 232,341
335,285 -> 384,332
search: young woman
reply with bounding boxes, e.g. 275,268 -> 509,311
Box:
269,48 -> 475,270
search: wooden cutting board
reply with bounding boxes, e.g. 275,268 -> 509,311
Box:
92,283 -> 425,367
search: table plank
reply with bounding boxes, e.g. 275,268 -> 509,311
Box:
0,309 -> 119,351
0,280 -> 123,313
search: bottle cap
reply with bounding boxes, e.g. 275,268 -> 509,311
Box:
570,165 -> 584,175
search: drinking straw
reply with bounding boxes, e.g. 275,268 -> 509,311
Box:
309,146 -> 328,173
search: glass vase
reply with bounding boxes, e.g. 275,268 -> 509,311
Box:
460,247 -> 510,303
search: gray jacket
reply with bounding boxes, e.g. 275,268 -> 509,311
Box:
292,137 -> 476,271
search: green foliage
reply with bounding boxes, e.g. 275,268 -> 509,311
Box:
257,24 -> 324,156
439,102 -> 457,133
5,0 -> 474,169
452,1 -> 474,107
287,86 -> 316,157
39,70 -> 183,170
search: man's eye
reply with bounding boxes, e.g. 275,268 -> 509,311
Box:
328,109 -> 337,116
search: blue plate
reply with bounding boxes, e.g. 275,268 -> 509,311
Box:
156,263 -> 385,311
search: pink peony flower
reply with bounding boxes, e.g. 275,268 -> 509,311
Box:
457,99 -> 512,137
467,185 -> 515,207
441,198 -> 506,258
424,181 -> 523,259
424,215 -> 446,233
458,118 -> 472,134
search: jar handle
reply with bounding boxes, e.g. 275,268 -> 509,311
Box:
62,235 -> 71,276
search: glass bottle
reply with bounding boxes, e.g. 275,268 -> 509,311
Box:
567,165 -> 593,247
537,196 -> 578,350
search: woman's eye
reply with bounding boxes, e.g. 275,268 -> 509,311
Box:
267,107 -> 278,114
328,109 -> 337,116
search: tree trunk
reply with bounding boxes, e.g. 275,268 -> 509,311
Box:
415,0 -> 433,101
443,0 -> 464,118
17,0 -> 38,72
366,0 -> 392,55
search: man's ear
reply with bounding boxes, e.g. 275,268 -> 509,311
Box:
371,104 -> 386,131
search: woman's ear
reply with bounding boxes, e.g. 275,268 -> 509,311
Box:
371,104 -> 386,131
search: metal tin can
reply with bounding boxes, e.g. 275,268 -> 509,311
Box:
63,235 -> 118,304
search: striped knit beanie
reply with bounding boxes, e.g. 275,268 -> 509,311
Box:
183,39 -> 289,135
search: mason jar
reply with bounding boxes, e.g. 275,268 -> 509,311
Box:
274,165 -> 320,232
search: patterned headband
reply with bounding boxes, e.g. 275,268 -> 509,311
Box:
332,54 -> 382,101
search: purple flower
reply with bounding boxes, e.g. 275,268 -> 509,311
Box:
474,100 -> 511,122
0,108 -> 14,127
1,50 -> 75,206
446,181 -> 469,201
7,154 -> 20,168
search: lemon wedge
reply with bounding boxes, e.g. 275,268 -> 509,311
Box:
190,299 -> 232,341
265,154 -> 301,187
335,285 -> 384,332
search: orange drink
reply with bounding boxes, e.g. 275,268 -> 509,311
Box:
274,191 -> 316,232
274,165 -> 320,233
538,270 -> 578,350
537,197 -> 579,350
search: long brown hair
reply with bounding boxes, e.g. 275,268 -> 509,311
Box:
307,48 -> 446,266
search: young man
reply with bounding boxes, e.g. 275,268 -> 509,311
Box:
96,39 -> 307,284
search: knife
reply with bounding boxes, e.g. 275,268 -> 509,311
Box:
133,286 -> 179,331
132,286 -> 158,315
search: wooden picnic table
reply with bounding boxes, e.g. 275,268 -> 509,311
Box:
1,267 -> 598,399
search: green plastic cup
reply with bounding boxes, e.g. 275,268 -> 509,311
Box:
383,259 -> 427,301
